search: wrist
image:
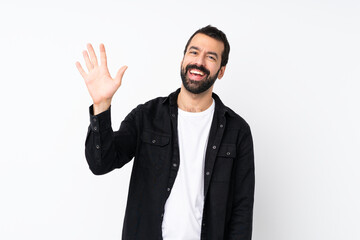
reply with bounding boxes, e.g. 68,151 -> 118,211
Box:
93,99 -> 111,115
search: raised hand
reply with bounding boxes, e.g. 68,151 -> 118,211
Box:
76,43 -> 127,114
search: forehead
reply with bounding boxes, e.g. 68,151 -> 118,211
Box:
187,33 -> 224,55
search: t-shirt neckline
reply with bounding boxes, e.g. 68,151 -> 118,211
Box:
178,98 -> 215,117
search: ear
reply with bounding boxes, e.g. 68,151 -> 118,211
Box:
217,66 -> 226,80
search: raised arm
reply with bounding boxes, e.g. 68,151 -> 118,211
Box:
76,44 -> 136,175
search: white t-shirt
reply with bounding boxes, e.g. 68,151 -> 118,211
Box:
162,99 -> 215,240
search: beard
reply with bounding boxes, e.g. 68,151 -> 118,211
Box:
180,64 -> 221,94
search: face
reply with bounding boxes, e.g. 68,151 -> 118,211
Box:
181,33 -> 226,94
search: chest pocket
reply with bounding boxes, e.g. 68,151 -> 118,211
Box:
138,130 -> 170,172
212,144 -> 236,182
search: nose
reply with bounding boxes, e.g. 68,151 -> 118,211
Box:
193,53 -> 206,67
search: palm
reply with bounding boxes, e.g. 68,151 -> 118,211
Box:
85,65 -> 116,104
76,43 -> 127,105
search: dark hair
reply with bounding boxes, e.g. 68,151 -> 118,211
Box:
183,25 -> 230,67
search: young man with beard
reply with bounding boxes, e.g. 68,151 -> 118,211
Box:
76,25 -> 255,240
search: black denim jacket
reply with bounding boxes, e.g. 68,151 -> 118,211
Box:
85,88 -> 255,240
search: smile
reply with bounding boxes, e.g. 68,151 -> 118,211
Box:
188,68 -> 207,81
190,69 -> 205,76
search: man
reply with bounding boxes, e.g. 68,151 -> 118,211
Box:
76,25 -> 255,240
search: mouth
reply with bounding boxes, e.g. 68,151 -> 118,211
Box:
187,68 -> 208,81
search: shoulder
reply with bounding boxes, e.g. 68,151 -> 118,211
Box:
224,106 -> 250,130
136,96 -> 168,110
213,93 -> 251,132
224,107 -> 251,138
129,95 -> 169,119
144,96 -> 168,107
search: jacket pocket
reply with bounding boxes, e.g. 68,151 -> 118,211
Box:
212,144 -> 236,182
138,130 -> 170,172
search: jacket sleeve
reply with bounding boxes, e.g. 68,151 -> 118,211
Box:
84,104 -> 138,175
227,125 -> 255,240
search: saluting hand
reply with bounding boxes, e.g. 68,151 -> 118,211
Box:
76,43 -> 127,114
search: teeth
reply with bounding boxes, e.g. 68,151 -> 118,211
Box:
190,70 -> 204,76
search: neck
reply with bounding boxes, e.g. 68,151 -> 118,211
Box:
177,85 -> 214,112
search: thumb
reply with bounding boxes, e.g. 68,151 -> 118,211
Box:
114,66 -> 128,86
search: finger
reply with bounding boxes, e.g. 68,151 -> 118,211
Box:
75,61 -> 88,79
82,50 -> 94,71
99,43 -> 107,67
87,43 -> 98,66
114,66 -> 128,86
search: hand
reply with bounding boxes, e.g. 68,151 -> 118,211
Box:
76,43 -> 127,112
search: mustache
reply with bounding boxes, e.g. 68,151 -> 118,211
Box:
185,64 -> 210,76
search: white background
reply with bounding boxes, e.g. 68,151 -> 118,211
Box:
0,0 -> 359,239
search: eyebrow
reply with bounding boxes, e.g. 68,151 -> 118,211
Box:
189,46 -> 218,59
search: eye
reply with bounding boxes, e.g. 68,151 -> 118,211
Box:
208,55 -> 216,61
189,51 -> 197,55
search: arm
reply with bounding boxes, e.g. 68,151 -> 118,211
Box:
76,43 -> 130,174
85,104 -> 138,175
227,126 -> 255,240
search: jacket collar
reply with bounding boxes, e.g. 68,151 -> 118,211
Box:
162,88 -> 235,117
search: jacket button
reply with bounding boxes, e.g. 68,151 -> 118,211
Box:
206,171 -> 210,176
227,152 -> 231,156
93,118 -> 97,122
173,163 -> 177,167
219,124 -> 223,128
152,139 -> 156,143
171,114 -> 175,117
94,126 -> 98,131
167,188 -> 171,191
96,145 -> 100,149
212,145 -> 216,149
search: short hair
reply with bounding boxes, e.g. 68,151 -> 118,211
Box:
183,25 -> 230,67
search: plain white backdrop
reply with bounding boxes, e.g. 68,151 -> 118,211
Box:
0,0 -> 359,239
